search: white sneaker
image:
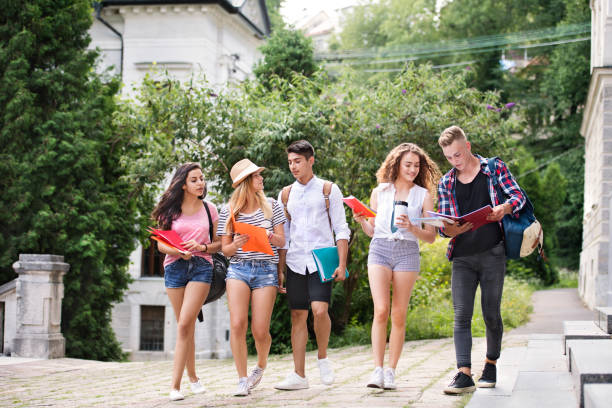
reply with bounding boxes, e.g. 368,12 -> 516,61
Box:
234,377 -> 250,396
190,378 -> 206,394
274,372 -> 309,390
247,366 -> 264,391
169,389 -> 184,401
367,367 -> 384,388
383,367 -> 397,390
318,357 -> 335,385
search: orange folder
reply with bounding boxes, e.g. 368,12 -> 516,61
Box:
230,211 -> 274,255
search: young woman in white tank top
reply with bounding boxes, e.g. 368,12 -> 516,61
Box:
354,143 -> 441,390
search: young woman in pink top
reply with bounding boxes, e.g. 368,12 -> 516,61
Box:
152,162 -> 221,401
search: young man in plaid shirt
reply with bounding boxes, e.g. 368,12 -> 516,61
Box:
436,126 -> 525,395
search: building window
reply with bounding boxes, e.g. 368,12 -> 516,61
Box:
141,239 -> 165,277
140,305 -> 164,351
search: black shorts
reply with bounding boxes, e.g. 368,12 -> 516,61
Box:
286,266 -> 333,310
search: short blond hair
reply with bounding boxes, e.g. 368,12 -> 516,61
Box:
438,125 -> 467,147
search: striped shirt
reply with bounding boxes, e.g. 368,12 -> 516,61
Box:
437,155 -> 525,260
216,198 -> 286,263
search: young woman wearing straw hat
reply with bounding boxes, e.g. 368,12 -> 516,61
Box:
216,158 -> 287,396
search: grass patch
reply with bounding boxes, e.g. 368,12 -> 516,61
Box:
405,276 -> 533,340
543,268 -> 578,289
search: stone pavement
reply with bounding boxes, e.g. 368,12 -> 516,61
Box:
0,288 -> 588,408
0,336 -> 499,408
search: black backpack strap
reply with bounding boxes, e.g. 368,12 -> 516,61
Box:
203,201 -> 213,242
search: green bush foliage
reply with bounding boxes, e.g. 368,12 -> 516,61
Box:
0,1 -> 135,360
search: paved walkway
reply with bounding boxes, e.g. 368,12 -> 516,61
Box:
0,288 -> 590,408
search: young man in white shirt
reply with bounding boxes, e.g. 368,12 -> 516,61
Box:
274,140 -> 351,390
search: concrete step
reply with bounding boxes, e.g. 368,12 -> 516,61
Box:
563,321 -> 612,354
466,335 -> 572,408
595,307 -> 612,334
567,339 -> 612,407
465,346 -> 527,408
584,384 -> 612,408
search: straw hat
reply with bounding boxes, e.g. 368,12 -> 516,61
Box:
230,158 -> 265,188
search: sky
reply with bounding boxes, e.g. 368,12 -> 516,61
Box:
280,0 -> 363,25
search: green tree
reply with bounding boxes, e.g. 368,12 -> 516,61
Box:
253,28 -> 318,89
338,0 -> 438,50
265,0 -> 285,31
0,0 -> 136,360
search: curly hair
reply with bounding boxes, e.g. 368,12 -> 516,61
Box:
375,143 -> 441,194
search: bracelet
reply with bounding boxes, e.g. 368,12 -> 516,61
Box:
203,243 -> 208,253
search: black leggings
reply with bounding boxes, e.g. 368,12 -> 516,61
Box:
451,242 -> 506,369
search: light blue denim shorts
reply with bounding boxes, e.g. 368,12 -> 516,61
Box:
164,256 -> 213,288
227,259 -> 278,290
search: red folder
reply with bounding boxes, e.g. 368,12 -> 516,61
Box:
148,228 -> 188,253
427,205 -> 494,231
342,196 -> 377,218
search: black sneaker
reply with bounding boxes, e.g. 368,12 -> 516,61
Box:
477,362 -> 496,388
443,371 -> 476,395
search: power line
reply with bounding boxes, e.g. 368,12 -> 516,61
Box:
515,145 -> 582,180
316,23 -> 590,64
323,36 -> 590,68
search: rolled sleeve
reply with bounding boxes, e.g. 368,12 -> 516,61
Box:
329,184 -> 351,241
496,159 -> 526,214
436,178 -> 452,238
277,190 -> 290,250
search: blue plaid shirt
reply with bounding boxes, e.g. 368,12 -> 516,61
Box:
437,155 -> 525,260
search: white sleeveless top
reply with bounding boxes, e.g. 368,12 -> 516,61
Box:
373,183 -> 427,242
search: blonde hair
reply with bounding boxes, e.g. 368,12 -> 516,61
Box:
376,143 -> 441,195
438,125 -> 467,147
226,174 -> 272,232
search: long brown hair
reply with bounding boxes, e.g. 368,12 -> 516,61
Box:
376,143 -> 441,195
152,162 -> 203,230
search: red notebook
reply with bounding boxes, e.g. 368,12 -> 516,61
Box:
427,205 -> 494,231
342,196 -> 377,218
148,228 -> 188,253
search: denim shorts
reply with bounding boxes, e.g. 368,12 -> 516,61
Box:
227,259 -> 278,290
164,256 -> 213,288
368,238 -> 420,272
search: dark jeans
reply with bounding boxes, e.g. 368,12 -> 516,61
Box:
451,241 -> 506,369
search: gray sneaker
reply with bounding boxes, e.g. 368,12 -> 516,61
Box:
234,377 -> 250,396
274,372 -> 309,390
367,367 -> 384,388
383,367 -> 397,390
247,366 -> 264,391
318,358 -> 335,385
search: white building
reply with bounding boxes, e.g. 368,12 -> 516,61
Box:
90,0 -> 270,360
292,6 -> 354,53
580,0 -> 612,309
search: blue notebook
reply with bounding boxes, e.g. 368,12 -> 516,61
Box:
311,246 -> 349,283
